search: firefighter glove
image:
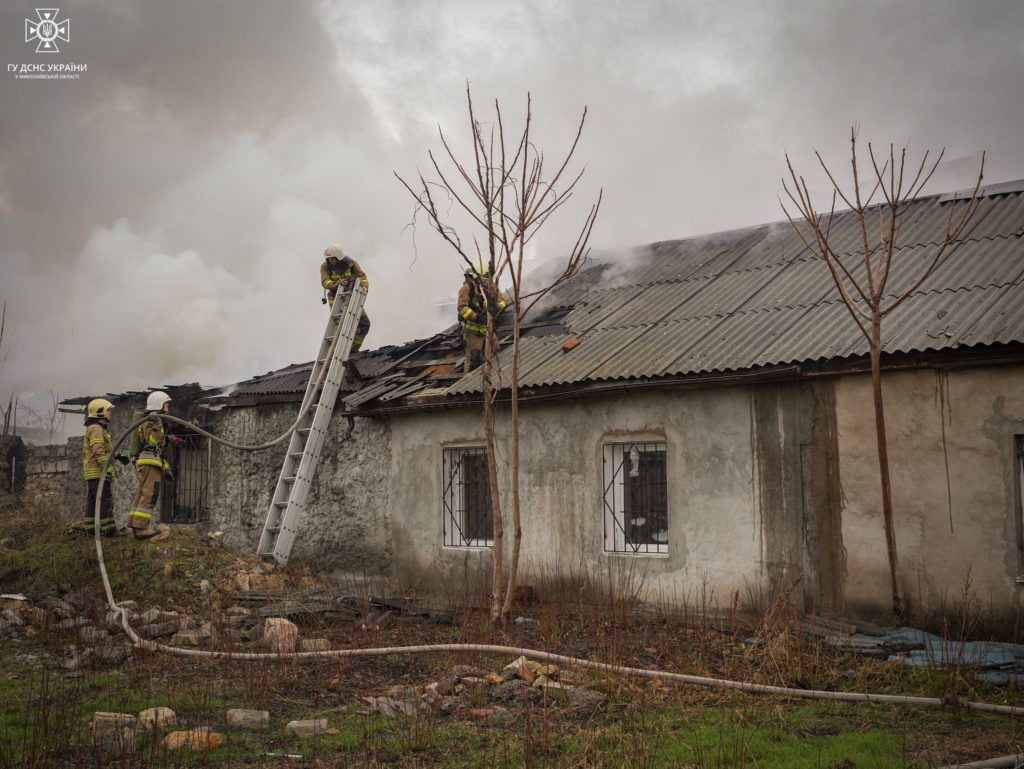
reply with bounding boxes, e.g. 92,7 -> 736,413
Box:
115,455 -> 131,466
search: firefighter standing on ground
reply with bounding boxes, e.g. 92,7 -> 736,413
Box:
77,398 -> 127,536
458,264 -> 505,373
127,391 -> 177,541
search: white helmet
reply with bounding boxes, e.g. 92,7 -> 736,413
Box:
146,391 -> 171,413
324,244 -> 345,260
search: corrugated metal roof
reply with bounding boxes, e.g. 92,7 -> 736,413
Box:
232,183 -> 1024,407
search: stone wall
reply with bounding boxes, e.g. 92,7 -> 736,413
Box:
199,401 -> 394,573
23,443 -> 71,511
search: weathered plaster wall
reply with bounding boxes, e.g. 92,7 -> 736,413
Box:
836,364 -> 1024,614
387,387 -> 771,606
201,402 -> 393,572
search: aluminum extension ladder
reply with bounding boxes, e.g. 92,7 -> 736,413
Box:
256,286 -> 366,564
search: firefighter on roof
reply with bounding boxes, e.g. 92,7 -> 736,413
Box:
127,391 -> 177,541
457,263 -> 506,373
320,244 -> 371,351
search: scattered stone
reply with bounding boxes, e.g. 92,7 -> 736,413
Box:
139,608 -> 180,626
568,687 -> 608,712
424,682 -> 443,709
264,617 -> 298,653
533,678 -> 573,702
163,729 -> 222,750
0,593 -> 28,609
514,615 -> 538,626
2,609 -> 24,626
46,598 -> 74,619
92,712 -> 136,755
163,563 -> 173,577
300,638 -> 330,652
93,643 -> 133,665
452,665 -> 493,680
79,627 -> 109,645
137,707 -> 177,734
226,708 -> 269,730
170,632 -> 204,648
26,607 -> 49,628
137,621 -> 178,639
359,696 -> 419,717
56,617 -> 90,630
199,579 -> 213,595
286,719 -> 328,738
227,605 -> 250,617
116,600 -> 138,612
491,679 -> 543,706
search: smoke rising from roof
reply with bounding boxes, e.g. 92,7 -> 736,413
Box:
1,0 -> 1022,429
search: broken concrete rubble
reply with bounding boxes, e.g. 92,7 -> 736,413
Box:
226,708 -> 270,729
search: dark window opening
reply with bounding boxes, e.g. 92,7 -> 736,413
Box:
603,442 -> 668,554
443,447 -> 493,547
162,432 -> 210,524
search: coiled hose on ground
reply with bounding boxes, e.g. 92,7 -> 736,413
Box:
84,325 -> 1024,725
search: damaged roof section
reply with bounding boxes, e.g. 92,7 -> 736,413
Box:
214,184 -> 1024,414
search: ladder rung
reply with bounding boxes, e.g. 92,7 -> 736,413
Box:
288,451 -> 303,458
282,476 -> 296,483
264,526 -> 280,534
298,428 -> 311,435
273,501 -> 287,507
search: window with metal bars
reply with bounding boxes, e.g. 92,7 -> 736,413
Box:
1017,436 -> 1024,556
442,447 -> 493,547
603,442 -> 668,554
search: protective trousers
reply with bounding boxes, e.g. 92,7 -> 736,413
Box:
463,329 -> 485,373
326,292 -> 371,353
128,464 -> 161,536
81,478 -> 117,536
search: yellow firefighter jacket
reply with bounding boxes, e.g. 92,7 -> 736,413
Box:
320,257 -> 369,293
457,276 -> 506,335
82,422 -> 115,480
136,416 -> 171,472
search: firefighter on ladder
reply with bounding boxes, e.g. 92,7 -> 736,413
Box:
457,263 -> 505,373
320,244 -> 371,381
127,391 -> 177,541
75,398 -> 129,536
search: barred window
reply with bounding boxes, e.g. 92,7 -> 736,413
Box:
442,447 -> 493,547
603,442 -> 668,554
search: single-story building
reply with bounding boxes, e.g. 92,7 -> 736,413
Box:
65,180 -> 1024,618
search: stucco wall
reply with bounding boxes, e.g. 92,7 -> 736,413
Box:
836,364 -> 1024,614
386,387 -> 769,607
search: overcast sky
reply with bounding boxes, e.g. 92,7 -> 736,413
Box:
1,0 -> 1021,434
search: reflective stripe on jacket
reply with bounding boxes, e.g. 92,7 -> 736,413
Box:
137,417 -> 171,472
457,277 -> 505,335
320,257 -> 368,292
82,423 -> 115,480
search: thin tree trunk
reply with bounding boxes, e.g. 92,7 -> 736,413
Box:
483,323 -> 504,621
500,316 -> 523,619
870,313 -> 902,618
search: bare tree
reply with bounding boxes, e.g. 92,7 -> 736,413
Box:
781,129 -> 984,617
398,87 -> 601,621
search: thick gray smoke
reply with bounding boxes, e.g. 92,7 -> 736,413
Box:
1,0 -> 1021,437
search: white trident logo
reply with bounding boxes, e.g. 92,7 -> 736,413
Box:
25,9 -> 69,53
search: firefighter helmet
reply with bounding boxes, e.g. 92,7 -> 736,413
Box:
465,262 -> 489,277
145,391 -> 171,413
324,244 -> 345,261
86,398 -> 114,420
